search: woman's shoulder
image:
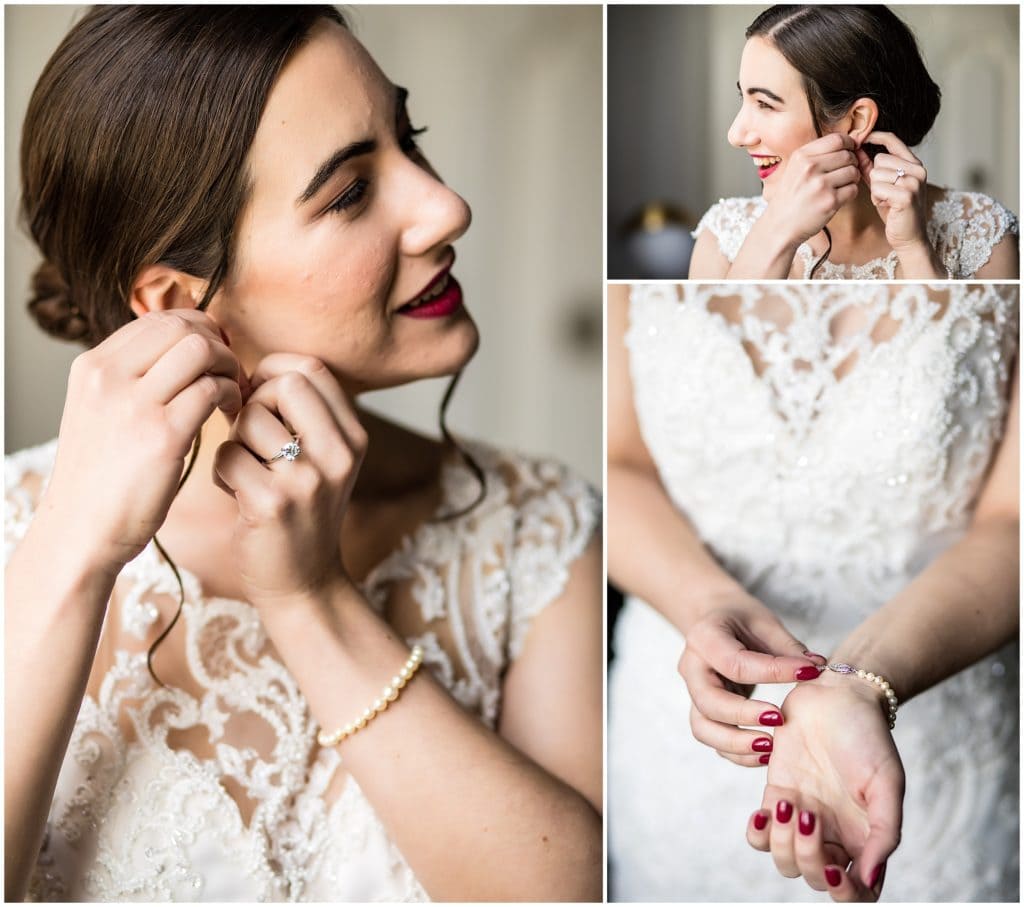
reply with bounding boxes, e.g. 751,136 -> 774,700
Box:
928,187 -> 1019,277
692,196 -> 766,262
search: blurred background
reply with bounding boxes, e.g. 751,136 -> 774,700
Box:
5,5 -> 603,486
608,4 -> 1020,279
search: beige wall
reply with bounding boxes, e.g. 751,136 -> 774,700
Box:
4,5 -> 603,486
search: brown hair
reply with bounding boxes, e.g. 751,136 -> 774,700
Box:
746,6 -> 941,150
21,5 -> 345,345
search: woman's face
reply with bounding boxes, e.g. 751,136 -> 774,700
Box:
213,20 -> 477,394
727,36 -> 819,201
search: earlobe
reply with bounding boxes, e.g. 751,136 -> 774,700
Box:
129,264 -> 208,319
845,98 -> 879,148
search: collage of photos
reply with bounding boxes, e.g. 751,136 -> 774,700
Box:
2,3 -> 1019,905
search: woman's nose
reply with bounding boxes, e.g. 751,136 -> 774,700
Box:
727,108 -> 754,149
398,159 -> 472,257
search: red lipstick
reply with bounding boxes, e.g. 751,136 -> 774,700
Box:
397,274 -> 463,320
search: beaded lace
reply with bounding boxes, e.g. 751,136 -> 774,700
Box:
5,441 -> 599,901
693,190 -> 1019,278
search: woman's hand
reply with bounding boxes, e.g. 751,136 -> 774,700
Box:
745,672 -> 905,901
857,131 -> 937,266
679,597 -> 825,766
44,310 -> 243,576
762,133 -> 861,245
212,353 -> 367,607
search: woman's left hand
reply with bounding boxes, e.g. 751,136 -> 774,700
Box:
857,131 -> 931,256
213,353 -> 367,607
745,670 -> 905,902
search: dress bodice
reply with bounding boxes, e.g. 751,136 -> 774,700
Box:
693,191 -> 1019,278
626,283 -> 1018,631
5,440 -> 599,901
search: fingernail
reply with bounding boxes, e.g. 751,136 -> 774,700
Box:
798,810 -> 815,835
803,651 -> 827,662
869,863 -> 884,888
825,866 -> 841,887
751,737 -> 773,753
752,811 -> 768,831
775,800 -> 792,823
795,666 -> 821,681
758,753 -> 770,765
758,710 -> 783,726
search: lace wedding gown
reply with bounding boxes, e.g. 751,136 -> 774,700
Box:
694,190 -> 1018,278
609,284 -> 1019,901
5,441 -> 598,901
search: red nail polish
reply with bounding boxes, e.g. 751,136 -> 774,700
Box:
798,810 -> 815,835
825,866 -> 841,887
751,737 -> 773,753
775,800 -> 792,823
752,811 -> 768,831
758,754 -> 770,765
795,666 -> 821,681
758,710 -> 783,726
869,863 -> 884,887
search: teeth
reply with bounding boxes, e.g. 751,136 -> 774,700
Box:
406,273 -> 449,308
753,156 -> 782,167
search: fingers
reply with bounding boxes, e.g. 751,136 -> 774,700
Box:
104,309 -> 225,374
682,650 -> 786,729
164,374 -> 244,442
793,809 -> 829,891
700,633 -> 820,685
768,798 -> 799,878
689,706 -> 773,765
212,439 -> 276,511
747,809 -> 771,851
140,331 -> 241,407
233,401 -> 296,463
824,166 -> 861,189
856,759 -> 904,888
871,153 -> 925,181
802,132 -> 856,154
864,130 -> 915,159
813,149 -> 860,173
824,862 -> 883,902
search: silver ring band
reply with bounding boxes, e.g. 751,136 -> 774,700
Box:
893,167 -> 906,184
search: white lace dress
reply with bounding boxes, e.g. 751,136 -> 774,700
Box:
608,285 -> 1019,901
693,191 -> 1018,278
5,441 -> 599,902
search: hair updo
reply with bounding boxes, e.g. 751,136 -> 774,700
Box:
20,5 -> 346,347
746,5 -> 941,151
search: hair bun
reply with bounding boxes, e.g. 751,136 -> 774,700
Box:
27,259 -> 91,343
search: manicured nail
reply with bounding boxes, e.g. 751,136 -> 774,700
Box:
752,811 -> 768,831
798,810 -> 815,835
795,666 -> 821,681
775,800 -> 792,823
869,863 -> 884,887
825,866 -> 841,887
758,710 -> 783,726
758,753 -> 770,765
751,737 -> 773,753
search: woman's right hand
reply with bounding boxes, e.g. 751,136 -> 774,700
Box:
763,133 -> 860,245
43,309 -> 243,576
679,595 -> 824,766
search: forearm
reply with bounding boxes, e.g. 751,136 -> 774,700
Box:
832,517 -> 1018,702
608,461 -> 749,633
4,510 -> 117,900
894,240 -> 946,279
725,211 -> 801,279
261,584 -> 602,902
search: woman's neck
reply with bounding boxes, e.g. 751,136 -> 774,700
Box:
825,182 -> 884,246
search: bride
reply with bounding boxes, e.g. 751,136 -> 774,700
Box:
608,283 -> 1018,901
5,7 -> 602,901
689,5 -> 1019,280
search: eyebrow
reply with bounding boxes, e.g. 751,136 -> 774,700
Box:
296,85 -> 410,206
737,81 -> 785,104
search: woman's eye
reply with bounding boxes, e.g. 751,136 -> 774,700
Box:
401,125 -> 429,156
326,177 -> 369,215
757,100 -> 773,111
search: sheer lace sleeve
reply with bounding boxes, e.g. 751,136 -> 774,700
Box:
931,191 -> 1019,278
505,456 -> 600,659
5,439 -> 58,564
691,196 -> 765,263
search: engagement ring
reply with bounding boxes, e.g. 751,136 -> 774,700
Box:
265,436 -> 301,464
893,167 -> 906,184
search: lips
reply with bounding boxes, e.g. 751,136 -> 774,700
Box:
750,154 -> 782,180
397,264 -> 463,320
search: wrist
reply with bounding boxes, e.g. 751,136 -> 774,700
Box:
819,658 -> 900,727
893,239 -> 945,278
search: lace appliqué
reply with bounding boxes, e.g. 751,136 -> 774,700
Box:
693,191 -> 1018,278
6,440 -> 599,902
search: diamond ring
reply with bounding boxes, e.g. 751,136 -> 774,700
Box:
893,167 -> 906,184
265,436 -> 301,464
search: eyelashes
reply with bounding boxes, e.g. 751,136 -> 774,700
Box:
326,124 -> 430,216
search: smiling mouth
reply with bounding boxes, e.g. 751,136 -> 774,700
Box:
752,155 -> 782,168
400,271 -> 451,312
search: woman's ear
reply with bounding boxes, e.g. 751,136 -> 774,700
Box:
129,264 -> 208,318
841,98 -> 879,147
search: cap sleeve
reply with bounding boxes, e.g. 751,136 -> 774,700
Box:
692,196 -> 764,263
505,456 -> 600,659
932,191 -> 1020,278
5,440 -> 58,566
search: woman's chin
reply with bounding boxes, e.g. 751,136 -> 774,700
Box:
351,322 -> 480,395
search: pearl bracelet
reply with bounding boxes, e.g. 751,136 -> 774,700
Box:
827,662 -> 899,729
317,645 -> 424,747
